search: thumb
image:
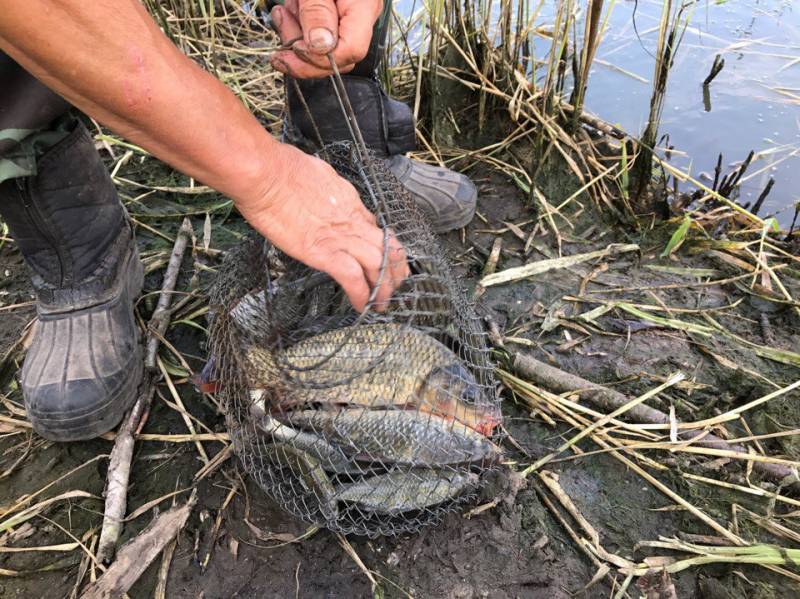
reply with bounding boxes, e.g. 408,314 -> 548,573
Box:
297,0 -> 339,53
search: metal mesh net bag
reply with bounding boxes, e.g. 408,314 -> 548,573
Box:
208,142 -> 503,537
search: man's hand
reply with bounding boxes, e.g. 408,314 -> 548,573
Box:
240,144 -> 409,312
270,0 -> 383,78
0,0 -> 407,313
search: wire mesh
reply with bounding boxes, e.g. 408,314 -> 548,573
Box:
208,141 -> 503,536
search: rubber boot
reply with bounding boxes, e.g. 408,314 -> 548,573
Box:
0,120 -> 144,441
284,6 -> 477,232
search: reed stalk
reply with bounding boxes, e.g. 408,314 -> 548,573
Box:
633,0 -> 694,198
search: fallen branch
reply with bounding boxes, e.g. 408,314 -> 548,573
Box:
96,218 -> 193,563
512,352 -> 800,489
145,218 -> 194,367
81,491 -> 196,599
559,101 -> 627,139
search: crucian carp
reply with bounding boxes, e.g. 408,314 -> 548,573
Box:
244,322 -> 501,435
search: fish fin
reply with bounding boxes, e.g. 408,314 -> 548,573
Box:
191,358 -> 220,393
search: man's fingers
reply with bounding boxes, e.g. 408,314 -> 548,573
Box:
326,252 -> 371,313
357,226 -> 410,310
297,0 -> 339,54
385,231 -> 411,283
271,0 -> 382,77
271,50 -> 350,79
363,225 -> 409,286
346,238 -> 401,311
270,5 -> 302,46
271,52 -> 356,78
334,0 -> 383,66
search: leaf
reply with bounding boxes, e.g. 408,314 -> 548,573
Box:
480,244 -> 639,287
203,212 -> 212,251
763,217 -> 780,233
661,215 -> 691,257
616,303 -> 714,336
159,359 -> 189,378
0,491 -> 97,533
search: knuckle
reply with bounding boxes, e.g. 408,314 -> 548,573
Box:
339,257 -> 364,283
298,0 -> 336,21
336,42 -> 368,66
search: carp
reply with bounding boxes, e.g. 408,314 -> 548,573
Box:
245,323 -> 501,435
281,408 -> 502,466
335,470 -> 479,514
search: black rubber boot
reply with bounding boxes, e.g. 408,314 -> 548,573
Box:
0,120 -> 144,441
284,6 -> 477,232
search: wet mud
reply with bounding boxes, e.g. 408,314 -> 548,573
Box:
1,166 -> 799,599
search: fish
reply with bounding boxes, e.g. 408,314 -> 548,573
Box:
245,323 -> 501,435
260,442 -> 339,521
249,401 -> 364,475
229,272 -> 335,334
335,470 -> 480,514
281,408 -> 502,466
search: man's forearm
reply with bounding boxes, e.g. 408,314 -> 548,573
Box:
0,0 -> 410,312
0,0 -> 280,210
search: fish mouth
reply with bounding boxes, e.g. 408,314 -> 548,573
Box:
415,404 -> 502,437
472,415 -> 502,437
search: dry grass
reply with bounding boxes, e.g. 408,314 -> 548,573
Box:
0,1 -> 798,596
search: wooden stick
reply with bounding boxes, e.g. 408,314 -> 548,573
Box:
81,492 -> 196,599
146,218 -> 194,368
96,218 -> 193,563
512,352 -> 800,489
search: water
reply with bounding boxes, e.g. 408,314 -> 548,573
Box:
395,0 -> 800,226
583,0 -> 799,225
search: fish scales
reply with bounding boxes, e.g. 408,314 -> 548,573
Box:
283,408 -> 501,466
252,413 -> 364,474
246,323 -> 453,388
246,323 -> 501,433
336,470 -> 479,513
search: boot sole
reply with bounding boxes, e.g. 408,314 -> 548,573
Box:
32,357 -> 143,442
429,206 -> 475,233
28,241 -> 145,442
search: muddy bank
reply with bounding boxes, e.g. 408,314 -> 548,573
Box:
1,163 -> 799,598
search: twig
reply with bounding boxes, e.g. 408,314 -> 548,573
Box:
559,101 -> 627,139
81,491 -> 196,599
523,372 -> 685,474
750,177 -> 775,216
337,533 -> 379,591
146,218 -> 194,368
96,218 -> 193,563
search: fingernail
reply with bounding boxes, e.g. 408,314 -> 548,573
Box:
309,27 -> 334,51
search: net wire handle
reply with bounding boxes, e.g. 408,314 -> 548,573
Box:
289,77 -> 330,163
261,53 -> 409,387
269,19 -> 391,297
324,53 -> 392,303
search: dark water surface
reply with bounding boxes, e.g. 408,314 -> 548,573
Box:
396,0 -> 800,225
585,0 -> 799,225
